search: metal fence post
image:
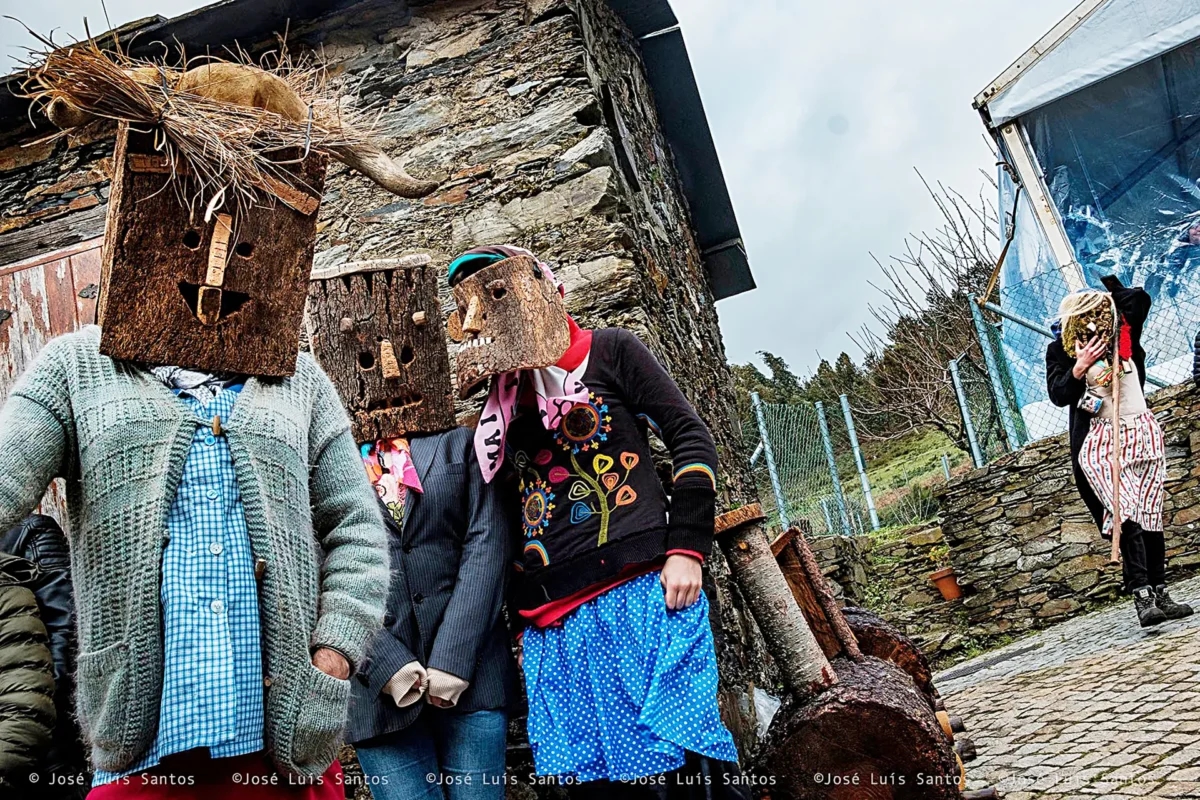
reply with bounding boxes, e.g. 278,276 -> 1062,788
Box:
814,401 -> 851,535
968,293 -> 1025,449
839,394 -> 880,530
942,453 -> 952,481
751,392 -> 790,529
949,356 -> 985,468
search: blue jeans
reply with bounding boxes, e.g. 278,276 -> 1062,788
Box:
355,709 -> 507,800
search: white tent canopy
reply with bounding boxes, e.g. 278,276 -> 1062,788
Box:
980,0 -> 1200,125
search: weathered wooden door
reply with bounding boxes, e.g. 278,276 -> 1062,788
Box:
0,238 -> 103,529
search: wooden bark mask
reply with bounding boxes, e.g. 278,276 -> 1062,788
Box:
308,258 -> 456,441
97,124 -> 327,376
447,254 -> 571,398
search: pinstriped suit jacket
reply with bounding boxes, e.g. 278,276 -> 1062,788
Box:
347,427 -> 517,744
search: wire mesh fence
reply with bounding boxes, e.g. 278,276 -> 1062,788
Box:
957,273 -> 1197,458
749,393 -> 956,536
746,276 -> 1199,536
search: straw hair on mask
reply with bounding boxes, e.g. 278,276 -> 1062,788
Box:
1055,290 -> 1115,357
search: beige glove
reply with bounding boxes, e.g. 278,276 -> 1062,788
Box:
426,668 -> 469,708
382,661 -> 427,708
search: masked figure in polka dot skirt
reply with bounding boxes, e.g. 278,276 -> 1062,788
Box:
448,245 -> 749,799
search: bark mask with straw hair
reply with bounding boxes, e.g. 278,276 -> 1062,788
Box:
18,34 -> 439,214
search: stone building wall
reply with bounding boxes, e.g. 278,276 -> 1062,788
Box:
935,383 -> 1200,643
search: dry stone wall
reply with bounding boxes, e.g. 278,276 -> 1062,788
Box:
936,383 -> 1200,643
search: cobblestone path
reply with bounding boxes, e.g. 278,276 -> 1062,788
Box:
938,575 -> 1200,798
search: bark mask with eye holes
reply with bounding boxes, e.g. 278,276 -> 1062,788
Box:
447,254 -> 571,399
97,124 -> 327,376
307,256 -> 456,441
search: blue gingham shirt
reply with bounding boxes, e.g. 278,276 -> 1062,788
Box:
93,385 -> 265,784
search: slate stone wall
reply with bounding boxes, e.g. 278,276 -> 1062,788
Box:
934,383 -> 1200,643
808,385 -> 1200,667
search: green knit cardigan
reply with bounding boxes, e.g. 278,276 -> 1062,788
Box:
0,327 -> 388,779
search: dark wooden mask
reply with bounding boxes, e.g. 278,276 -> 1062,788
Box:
97,124 -> 327,376
447,254 -> 571,398
308,258 -> 456,441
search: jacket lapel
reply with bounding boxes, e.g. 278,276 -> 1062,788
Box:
402,435 -> 438,531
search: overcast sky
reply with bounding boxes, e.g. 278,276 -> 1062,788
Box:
2,0 -> 1079,375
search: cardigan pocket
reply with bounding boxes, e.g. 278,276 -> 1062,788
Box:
289,663 -> 351,773
75,640 -> 132,768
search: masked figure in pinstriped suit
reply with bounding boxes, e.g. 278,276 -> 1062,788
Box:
308,258 -> 516,800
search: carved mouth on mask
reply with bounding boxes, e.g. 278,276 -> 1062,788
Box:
456,337 -> 495,353
365,392 -> 425,413
178,281 -> 251,325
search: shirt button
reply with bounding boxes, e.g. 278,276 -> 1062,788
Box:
204,435 -> 217,447
209,542 -> 224,556
206,489 -> 220,501
413,593 -> 424,604
211,600 -> 225,614
402,544 -> 414,554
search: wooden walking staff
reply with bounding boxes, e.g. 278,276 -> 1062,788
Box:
1109,294 -> 1123,565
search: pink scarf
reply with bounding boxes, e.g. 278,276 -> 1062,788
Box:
362,439 -> 424,523
473,259 -> 590,482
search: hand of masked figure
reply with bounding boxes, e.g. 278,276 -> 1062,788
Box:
1072,336 -> 1108,379
313,647 -> 351,680
383,662 -> 427,707
661,553 -> 703,610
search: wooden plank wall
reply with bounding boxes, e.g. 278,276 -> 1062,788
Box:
0,238 -> 103,529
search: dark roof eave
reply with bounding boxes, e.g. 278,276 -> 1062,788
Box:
606,3 -> 754,300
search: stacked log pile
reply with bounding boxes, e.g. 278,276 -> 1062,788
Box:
719,507 -> 1002,800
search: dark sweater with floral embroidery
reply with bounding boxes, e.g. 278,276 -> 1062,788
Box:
506,328 -> 718,613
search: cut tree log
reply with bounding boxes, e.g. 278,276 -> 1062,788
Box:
772,527 -> 862,661
715,505 -> 836,700
955,738 -> 978,762
842,606 -> 937,705
755,655 -> 961,799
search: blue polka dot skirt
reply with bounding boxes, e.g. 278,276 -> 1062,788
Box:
522,570 -> 740,783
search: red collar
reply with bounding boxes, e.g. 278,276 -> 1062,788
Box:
557,317 -> 592,371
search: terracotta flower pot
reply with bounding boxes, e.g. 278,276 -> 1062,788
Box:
929,566 -> 962,602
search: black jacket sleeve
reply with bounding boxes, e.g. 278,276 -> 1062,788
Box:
608,329 -> 718,556
0,516 -> 75,690
1046,340 -> 1086,408
1108,284 -> 1147,328
1195,331 -> 1200,387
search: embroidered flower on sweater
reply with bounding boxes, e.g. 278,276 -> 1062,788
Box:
522,478 -> 556,538
553,393 -> 612,454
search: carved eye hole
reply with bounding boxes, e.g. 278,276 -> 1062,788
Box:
182,230 -> 202,249
358,351 -> 376,371
234,242 -> 254,258
400,345 -> 415,365
487,279 -> 508,300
